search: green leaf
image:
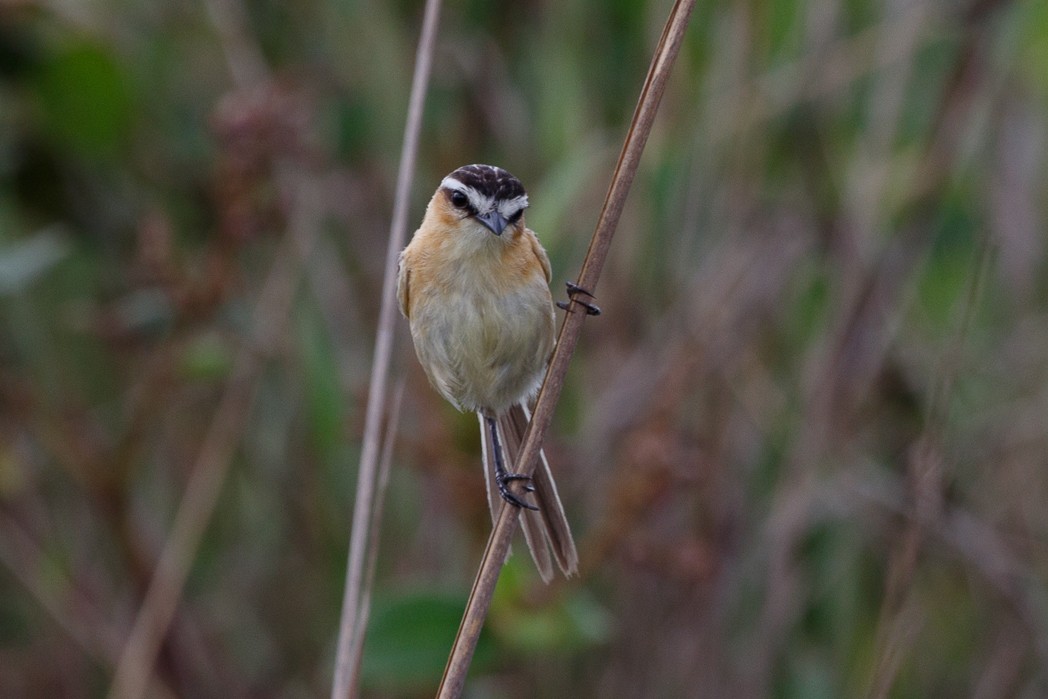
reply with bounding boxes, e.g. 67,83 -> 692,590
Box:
180,332 -> 234,380
361,591 -> 494,692
32,40 -> 134,156
491,558 -> 612,652
1017,0 -> 1048,97
297,309 -> 344,456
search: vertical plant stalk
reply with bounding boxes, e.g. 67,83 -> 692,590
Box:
108,170 -> 322,699
344,380 -> 406,678
865,230 -> 994,699
864,4 -> 1005,693
330,1 -> 443,697
436,1 -> 696,697
108,2 -> 315,697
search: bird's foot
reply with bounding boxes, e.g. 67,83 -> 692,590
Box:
496,472 -> 539,511
556,281 -> 601,316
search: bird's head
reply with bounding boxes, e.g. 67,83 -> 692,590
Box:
437,164 -> 529,237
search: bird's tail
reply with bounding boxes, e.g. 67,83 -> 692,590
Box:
479,403 -> 578,582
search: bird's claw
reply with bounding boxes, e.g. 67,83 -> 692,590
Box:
558,281 -> 601,316
497,473 -> 539,510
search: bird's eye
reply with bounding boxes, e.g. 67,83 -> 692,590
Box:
449,191 -> 469,208
507,209 -> 523,224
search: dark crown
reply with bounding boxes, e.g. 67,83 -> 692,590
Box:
447,164 -> 526,201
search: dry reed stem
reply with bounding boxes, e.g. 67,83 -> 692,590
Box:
108,1 -> 317,695
330,1 -> 443,697
436,1 -> 696,696
745,4 -> 1007,693
108,169 -> 321,699
343,379 -> 406,684
864,4 -> 1006,693
865,230 -> 994,699
0,513 -> 180,699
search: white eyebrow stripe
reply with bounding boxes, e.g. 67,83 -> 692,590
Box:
440,176 -> 494,213
498,194 -> 529,218
440,175 -> 528,220
440,176 -> 467,191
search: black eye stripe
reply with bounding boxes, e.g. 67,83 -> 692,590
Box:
441,167 -> 529,227
449,190 -> 469,207
446,189 -> 478,215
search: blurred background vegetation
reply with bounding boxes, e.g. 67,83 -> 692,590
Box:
2,0 -> 1048,696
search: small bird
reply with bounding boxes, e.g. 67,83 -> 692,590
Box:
397,163 -> 578,581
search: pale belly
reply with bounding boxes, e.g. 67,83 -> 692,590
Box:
410,282 -> 555,414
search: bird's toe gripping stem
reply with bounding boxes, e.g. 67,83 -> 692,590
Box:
496,472 -> 539,511
556,281 -> 601,316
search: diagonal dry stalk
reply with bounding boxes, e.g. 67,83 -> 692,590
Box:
436,1 -> 696,696
108,168 -> 322,699
865,230 -> 994,699
108,1 -> 318,697
863,4 -> 1007,695
0,512 -> 179,699
330,1 -> 443,697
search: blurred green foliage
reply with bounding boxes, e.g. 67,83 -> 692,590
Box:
32,40 -> 135,157
1,0 -> 1048,697
361,590 -> 494,693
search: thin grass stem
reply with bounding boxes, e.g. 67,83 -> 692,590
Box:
330,1 -> 443,697
435,1 -> 697,696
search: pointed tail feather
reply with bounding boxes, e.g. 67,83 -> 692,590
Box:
498,407 -> 555,581
479,412 -> 500,526
479,404 -> 579,581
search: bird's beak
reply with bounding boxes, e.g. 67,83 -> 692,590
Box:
475,210 -> 509,236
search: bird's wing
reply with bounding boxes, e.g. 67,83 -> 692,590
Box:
395,252 -> 411,319
527,229 -> 552,284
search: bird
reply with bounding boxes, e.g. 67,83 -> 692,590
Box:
396,163 -> 578,582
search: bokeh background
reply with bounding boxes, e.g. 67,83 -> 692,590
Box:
2,0 -> 1048,696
